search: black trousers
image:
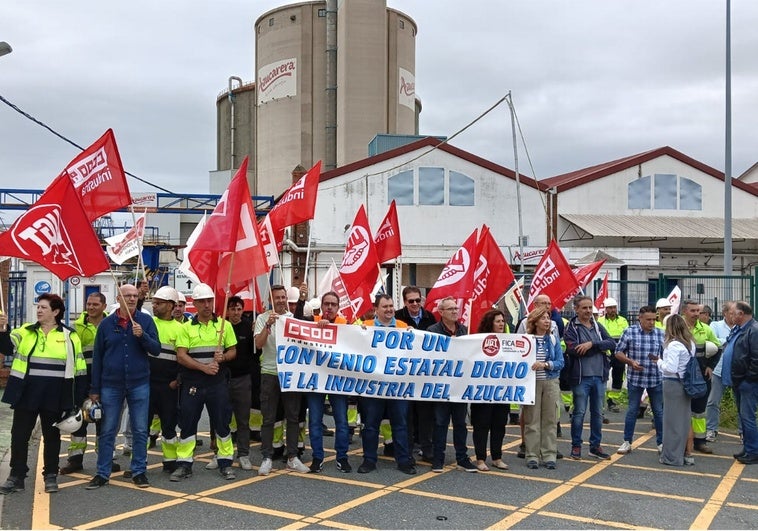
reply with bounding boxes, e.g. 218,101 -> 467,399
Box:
11,407 -> 61,477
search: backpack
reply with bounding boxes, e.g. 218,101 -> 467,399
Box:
682,355 -> 707,399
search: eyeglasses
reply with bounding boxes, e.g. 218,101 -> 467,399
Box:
442,307 -> 459,312
406,298 -> 422,304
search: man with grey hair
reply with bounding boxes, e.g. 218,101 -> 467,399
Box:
705,301 -> 736,442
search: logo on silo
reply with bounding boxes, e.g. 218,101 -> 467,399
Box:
398,67 -> 415,110
258,58 -> 298,104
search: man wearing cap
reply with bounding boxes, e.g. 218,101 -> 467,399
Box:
598,298 -> 629,413
255,285 -> 309,475
86,284 -> 161,490
682,299 -> 721,455
613,305 -> 664,455
655,299 -> 672,330
225,295 -> 255,471
171,283 -> 238,482
148,286 -> 184,473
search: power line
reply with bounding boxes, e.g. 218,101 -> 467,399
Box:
0,92 -> 175,194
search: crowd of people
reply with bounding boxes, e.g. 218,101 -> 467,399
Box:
1,282 -> 757,495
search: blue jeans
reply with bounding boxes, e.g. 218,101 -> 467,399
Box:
624,383 -> 663,445
571,376 -> 605,449
433,402 -> 469,464
360,397 -> 411,466
97,382 -> 150,478
307,393 -> 349,460
735,380 -> 758,455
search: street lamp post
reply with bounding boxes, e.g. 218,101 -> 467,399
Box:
0,42 -> 12,57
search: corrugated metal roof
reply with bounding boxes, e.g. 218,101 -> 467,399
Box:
561,214 -> 758,239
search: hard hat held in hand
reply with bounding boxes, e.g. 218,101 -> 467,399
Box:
82,398 -> 103,423
54,409 -> 84,434
704,341 -> 719,358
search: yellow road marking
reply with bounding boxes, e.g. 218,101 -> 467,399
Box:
612,463 -> 721,478
313,489 -> 392,519
318,519 -> 373,529
31,439 -> 59,530
537,510 -> 661,530
74,498 -> 189,529
725,501 -> 758,511
200,496 -> 307,520
403,488 -> 518,511
581,483 -> 704,503
690,460 -> 744,530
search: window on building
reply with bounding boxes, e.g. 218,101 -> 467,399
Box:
627,173 -> 702,211
388,170 -> 414,205
419,167 -> 445,205
449,171 -> 475,206
399,19 -> 405,29
318,8 -> 326,17
679,177 -> 702,210
654,173 -> 678,210
269,17 -> 275,26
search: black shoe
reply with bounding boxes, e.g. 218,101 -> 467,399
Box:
219,467 -> 236,480
250,431 -> 262,442
602,416 -> 610,425
357,461 -> 376,474
420,453 -> 434,463
607,399 -> 620,413
383,443 -> 395,457
322,423 -> 334,437
694,443 -> 714,454
737,453 -> 758,465
556,451 -> 564,460
60,460 -> 83,475
0,476 -> 25,495
132,473 -> 150,488
309,458 -> 323,473
123,469 -> 132,479
398,463 -> 417,475
272,447 -> 285,461
517,443 -> 526,459
456,459 -> 478,473
148,435 -> 158,449
170,466 -> 192,482
556,423 -> 562,438
527,460 -> 539,470
44,474 -> 58,493
85,475 -> 109,490
336,458 -> 352,473
195,439 -> 204,447
734,449 -> 747,459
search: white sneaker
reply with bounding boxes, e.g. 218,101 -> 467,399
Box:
259,458 -> 273,476
239,456 -> 253,471
205,456 -> 218,470
705,430 -> 717,442
617,441 -> 632,455
286,456 -> 309,473
657,443 -> 663,455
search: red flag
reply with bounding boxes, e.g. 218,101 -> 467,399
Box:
424,228 -> 480,316
573,259 -> 606,291
0,175 -> 109,280
464,226 -> 516,332
268,160 -> 321,233
258,214 -> 284,268
526,240 -> 579,311
374,200 -> 402,263
594,271 -> 609,315
338,205 -> 380,303
63,129 -> 131,220
188,158 -> 268,290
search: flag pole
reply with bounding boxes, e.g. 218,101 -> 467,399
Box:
0,275 -> 6,332
216,253 -> 235,351
303,220 -> 313,287
128,205 -> 148,286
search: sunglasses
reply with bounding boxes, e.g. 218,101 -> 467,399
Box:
406,298 -> 422,304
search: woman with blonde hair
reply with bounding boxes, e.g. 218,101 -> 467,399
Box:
652,314 -> 695,466
522,306 -> 564,469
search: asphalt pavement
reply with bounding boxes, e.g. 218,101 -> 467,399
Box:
1,405 -> 755,530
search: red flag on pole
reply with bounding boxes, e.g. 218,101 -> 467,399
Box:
573,259 -> 606,291
464,226 -> 515,332
268,160 -> 321,232
188,157 -> 268,290
374,200 -> 402,264
594,271 -> 609,315
258,213 -> 284,268
63,129 -> 131,220
526,240 -> 579,311
0,175 -> 109,280
338,205 -> 380,304
424,228 -> 480,316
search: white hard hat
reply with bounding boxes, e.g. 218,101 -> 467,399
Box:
176,291 -> 187,303
309,297 -> 321,311
603,297 -> 618,308
656,298 -> 672,309
54,409 -> 83,434
303,301 -> 313,318
705,341 -> 719,358
592,306 -> 599,314
287,286 -> 300,303
153,286 -> 178,303
192,283 -> 215,300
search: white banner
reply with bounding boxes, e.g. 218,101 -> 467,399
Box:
276,317 -> 537,404
105,214 -> 145,265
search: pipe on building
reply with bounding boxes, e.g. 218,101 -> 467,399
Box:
228,76 -> 243,170
325,0 -> 337,171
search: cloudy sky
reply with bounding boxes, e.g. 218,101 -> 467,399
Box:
2,0 -> 757,204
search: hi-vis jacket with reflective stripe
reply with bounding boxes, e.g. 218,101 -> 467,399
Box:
1,322 -> 87,409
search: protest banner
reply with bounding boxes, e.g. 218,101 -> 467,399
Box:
275,317 -> 537,404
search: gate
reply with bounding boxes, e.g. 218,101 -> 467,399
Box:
659,273 -> 754,320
